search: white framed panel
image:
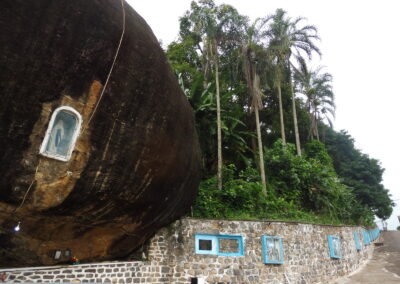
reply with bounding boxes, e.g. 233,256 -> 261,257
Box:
39,106 -> 82,162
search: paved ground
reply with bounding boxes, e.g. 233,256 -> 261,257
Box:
335,231 -> 400,284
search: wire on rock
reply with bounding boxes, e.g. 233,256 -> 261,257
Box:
83,0 -> 126,132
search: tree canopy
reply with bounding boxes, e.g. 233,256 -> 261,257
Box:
166,0 -> 393,226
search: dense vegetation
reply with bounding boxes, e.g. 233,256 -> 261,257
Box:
166,0 -> 393,226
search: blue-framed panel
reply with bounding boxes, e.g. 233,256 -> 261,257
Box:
363,230 -> 370,245
217,235 -> 244,256
365,228 -> 380,242
195,234 -> 244,256
262,236 -> 284,264
327,235 -> 342,259
353,232 -> 361,251
371,228 -> 380,241
195,234 -> 218,255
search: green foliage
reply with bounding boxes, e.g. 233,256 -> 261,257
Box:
193,141 -> 375,226
397,226 -> 400,231
170,1 -> 393,226
193,165 -> 264,219
323,128 -> 394,220
265,140 -> 367,224
193,164 -> 323,222
293,58 -> 335,139
304,140 -> 334,169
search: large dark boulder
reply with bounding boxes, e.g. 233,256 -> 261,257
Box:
0,0 -> 201,267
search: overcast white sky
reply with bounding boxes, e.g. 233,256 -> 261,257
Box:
128,0 -> 400,229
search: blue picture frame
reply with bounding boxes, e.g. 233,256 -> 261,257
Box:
363,230 -> 370,245
327,235 -> 342,259
195,234 -> 217,255
353,232 -> 361,251
262,236 -> 284,264
195,234 -> 244,256
371,228 -> 380,240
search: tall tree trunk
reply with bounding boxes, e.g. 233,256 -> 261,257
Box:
308,112 -> 314,141
277,83 -> 286,144
202,41 -> 211,89
310,111 -> 319,140
322,123 -> 326,142
290,78 -> 301,156
250,124 -> 259,167
308,121 -> 313,140
215,46 -> 222,191
254,107 -> 267,195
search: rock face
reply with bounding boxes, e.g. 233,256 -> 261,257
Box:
0,0 -> 201,267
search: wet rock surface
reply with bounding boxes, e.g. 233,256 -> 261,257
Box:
0,0 -> 201,267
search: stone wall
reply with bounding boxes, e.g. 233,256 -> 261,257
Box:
1,218 -> 377,284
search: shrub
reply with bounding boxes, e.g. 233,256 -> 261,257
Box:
192,140 -> 372,226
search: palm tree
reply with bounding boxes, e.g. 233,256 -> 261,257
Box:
178,73 -> 252,174
241,18 -> 271,195
266,9 -> 321,155
179,0 -> 247,190
294,58 -> 335,140
179,1 -> 223,189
